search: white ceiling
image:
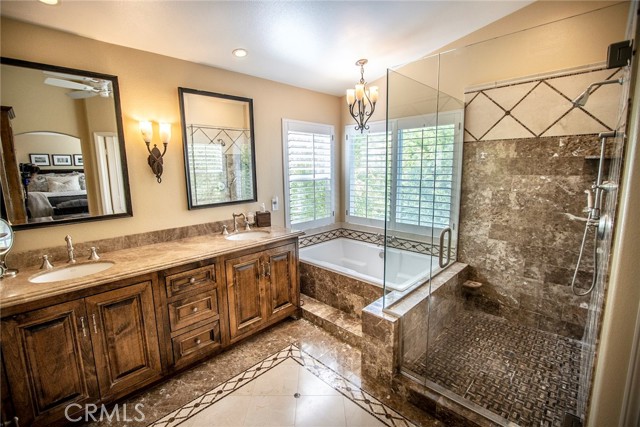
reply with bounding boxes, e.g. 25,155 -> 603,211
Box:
0,1 -> 532,96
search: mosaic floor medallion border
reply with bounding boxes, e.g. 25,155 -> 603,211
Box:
148,344 -> 416,427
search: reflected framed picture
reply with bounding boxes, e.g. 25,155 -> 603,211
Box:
52,154 -> 72,166
73,154 -> 83,166
29,153 -> 50,166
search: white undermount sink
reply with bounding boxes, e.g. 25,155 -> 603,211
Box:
225,230 -> 270,241
29,261 -> 115,283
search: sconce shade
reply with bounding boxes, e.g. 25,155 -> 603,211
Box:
139,120 -> 153,143
159,123 -> 171,144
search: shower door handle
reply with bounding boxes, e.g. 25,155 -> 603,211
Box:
438,227 -> 452,268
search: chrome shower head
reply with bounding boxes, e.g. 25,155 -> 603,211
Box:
572,89 -> 591,107
572,78 -> 624,107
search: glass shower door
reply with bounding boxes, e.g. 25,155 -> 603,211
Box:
383,62 -> 465,386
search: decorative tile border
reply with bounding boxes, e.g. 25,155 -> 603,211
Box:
148,344 -> 416,427
299,228 -> 440,256
464,66 -> 624,142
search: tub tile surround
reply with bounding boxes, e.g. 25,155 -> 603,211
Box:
299,227 -> 440,257
300,261 -> 383,319
457,66 -> 625,341
301,295 -> 363,348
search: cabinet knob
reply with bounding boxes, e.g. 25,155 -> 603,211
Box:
191,306 -> 199,313
189,277 -> 196,284
195,338 -> 201,345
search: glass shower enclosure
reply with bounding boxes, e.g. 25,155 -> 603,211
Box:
381,2 -> 633,425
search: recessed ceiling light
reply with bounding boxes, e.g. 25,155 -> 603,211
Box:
38,0 -> 59,5
232,48 -> 248,58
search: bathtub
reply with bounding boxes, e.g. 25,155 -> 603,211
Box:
299,237 -> 438,292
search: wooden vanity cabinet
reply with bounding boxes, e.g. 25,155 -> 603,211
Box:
1,235 -> 301,426
1,300 -> 99,426
226,242 -> 299,343
156,259 -> 227,371
0,277 -> 162,426
85,281 -> 162,401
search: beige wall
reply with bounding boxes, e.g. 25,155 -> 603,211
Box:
1,17 -> 341,252
13,133 -> 81,167
0,63 -> 84,136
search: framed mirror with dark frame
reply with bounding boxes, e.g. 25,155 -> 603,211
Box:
179,87 -> 257,210
0,57 -> 132,229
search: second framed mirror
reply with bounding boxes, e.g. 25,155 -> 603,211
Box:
179,88 -> 257,209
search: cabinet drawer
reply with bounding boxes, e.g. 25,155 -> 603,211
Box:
171,321 -> 221,368
165,265 -> 216,298
168,292 -> 219,332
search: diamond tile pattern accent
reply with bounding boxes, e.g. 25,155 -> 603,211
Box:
464,67 -> 624,141
150,344 -> 416,427
404,311 -> 581,427
299,228 -> 441,256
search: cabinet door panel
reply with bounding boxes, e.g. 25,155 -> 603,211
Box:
86,281 -> 162,400
226,255 -> 264,339
265,244 -> 298,316
0,300 -> 98,426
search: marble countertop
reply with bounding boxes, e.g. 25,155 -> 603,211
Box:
0,227 -> 304,312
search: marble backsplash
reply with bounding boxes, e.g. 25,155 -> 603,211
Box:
7,219 -> 237,271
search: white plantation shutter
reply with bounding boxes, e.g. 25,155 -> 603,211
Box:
187,131 -> 226,205
283,120 -> 335,228
346,122 -> 390,223
395,123 -> 455,228
345,112 -> 461,231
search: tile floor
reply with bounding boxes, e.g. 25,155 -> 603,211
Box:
403,310 -> 582,427
150,345 -> 411,427
87,318 -> 443,427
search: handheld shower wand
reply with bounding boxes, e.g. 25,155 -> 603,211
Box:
572,78 -> 624,107
571,131 -> 618,296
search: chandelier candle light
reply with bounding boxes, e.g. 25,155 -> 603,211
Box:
346,59 -> 378,133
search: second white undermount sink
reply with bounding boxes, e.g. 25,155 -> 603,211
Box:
225,230 -> 270,241
29,261 -> 115,283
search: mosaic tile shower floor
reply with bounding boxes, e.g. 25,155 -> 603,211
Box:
403,311 -> 582,427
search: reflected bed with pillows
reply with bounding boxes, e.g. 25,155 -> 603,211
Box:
26,172 -> 88,221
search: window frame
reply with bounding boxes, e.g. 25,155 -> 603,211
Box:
282,119 -> 336,230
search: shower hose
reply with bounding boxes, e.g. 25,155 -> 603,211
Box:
571,211 -> 599,296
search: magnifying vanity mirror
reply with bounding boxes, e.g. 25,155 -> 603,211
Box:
179,88 -> 257,209
0,57 -> 132,229
0,218 -> 16,278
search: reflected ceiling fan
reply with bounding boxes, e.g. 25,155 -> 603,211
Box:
43,71 -> 112,99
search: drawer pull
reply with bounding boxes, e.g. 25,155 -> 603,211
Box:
189,277 -> 196,284
195,338 -> 201,345
92,314 -> 98,334
192,306 -> 199,313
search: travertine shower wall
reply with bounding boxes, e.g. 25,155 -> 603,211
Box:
458,66 -> 624,339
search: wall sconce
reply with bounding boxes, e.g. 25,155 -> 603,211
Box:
140,121 -> 170,183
